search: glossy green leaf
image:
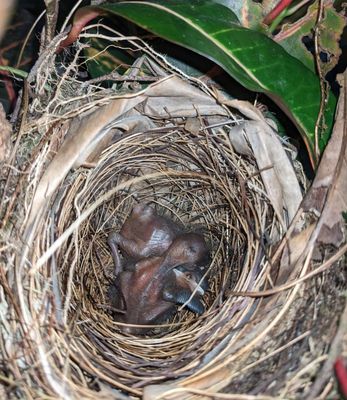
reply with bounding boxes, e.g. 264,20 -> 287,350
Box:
89,0 -> 336,165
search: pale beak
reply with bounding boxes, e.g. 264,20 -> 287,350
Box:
174,269 -> 205,295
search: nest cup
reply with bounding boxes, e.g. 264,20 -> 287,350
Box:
52,120 -> 281,392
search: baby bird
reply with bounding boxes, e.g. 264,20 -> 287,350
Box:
107,204 -> 210,334
108,203 -> 181,274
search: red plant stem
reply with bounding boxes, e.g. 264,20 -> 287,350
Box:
263,0 -> 294,24
57,8 -> 102,53
334,358 -> 347,399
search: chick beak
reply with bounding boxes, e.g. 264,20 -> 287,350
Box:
173,269 -> 205,295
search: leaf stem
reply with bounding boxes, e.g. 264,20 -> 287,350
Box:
268,0 -> 312,33
285,0 -> 312,16
0,66 -> 28,79
268,8 -> 289,33
263,0 -> 294,25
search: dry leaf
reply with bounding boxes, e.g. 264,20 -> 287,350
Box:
24,88 -> 147,237
226,99 -> 302,227
278,223 -> 316,285
138,77 -> 227,118
24,75 -> 227,239
302,71 -> 347,246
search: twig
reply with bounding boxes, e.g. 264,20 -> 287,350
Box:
16,10 -> 46,68
82,71 -> 160,87
0,80 -> 29,210
313,0 -> 327,159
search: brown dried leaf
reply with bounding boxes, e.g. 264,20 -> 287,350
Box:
278,223 -> 316,285
302,71 -> 347,246
24,89 -> 147,238
266,71 -> 347,320
226,99 -> 302,227
24,75 -> 227,239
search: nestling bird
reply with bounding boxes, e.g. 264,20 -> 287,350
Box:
107,204 -> 210,334
109,251 -> 207,334
108,203 -> 181,274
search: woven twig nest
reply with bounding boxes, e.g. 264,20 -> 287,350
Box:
0,30 -> 346,400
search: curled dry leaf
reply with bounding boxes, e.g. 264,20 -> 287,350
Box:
24,75 -> 227,240
0,103 -> 12,164
225,98 -> 302,228
302,70 -> 347,247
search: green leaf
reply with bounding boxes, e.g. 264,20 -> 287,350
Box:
87,0 -> 336,166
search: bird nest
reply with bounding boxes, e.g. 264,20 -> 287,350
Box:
55,124 -> 274,390
0,31 -> 346,400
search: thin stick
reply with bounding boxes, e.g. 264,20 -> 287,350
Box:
313,0 -> 326,159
